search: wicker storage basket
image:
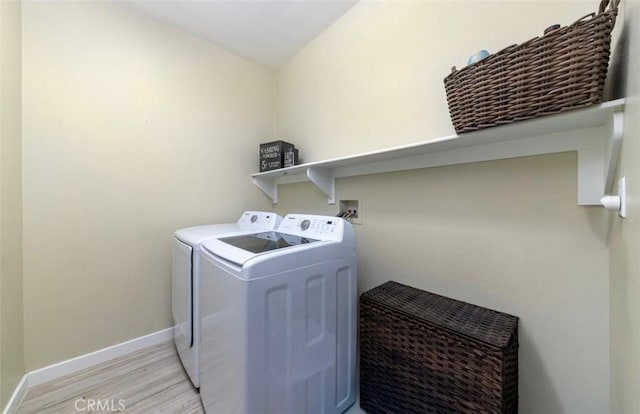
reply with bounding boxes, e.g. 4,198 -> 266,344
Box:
444,0 -> 620,134
360,281 -> 519,414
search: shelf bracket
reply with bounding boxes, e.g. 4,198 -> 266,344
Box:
252,176 -> 278,204
604,110 -> 624,194
577,108 -> 624,205
307,167 -> 336,204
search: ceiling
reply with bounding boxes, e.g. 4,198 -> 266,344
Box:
123,0 -> 358,69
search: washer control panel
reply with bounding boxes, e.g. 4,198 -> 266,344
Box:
237,211 -> 282,230
278,214 -> 344,240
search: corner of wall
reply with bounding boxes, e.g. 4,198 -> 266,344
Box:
608,0 -> 640,412
0,0 -> 25,409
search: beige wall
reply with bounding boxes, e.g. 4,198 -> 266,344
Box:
275,0 -> 605,161
274,1 -> 613,412
0,0 -> 25,408
21,1 -> 273,371
609,1 -> 640,413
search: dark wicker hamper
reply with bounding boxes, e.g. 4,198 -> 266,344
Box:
443,0 -> 620,134
360,281 -> 519,414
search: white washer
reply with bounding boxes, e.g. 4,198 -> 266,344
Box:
199,214 -> 357,414
172,211 -> 282,388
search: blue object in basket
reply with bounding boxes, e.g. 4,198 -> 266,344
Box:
468,50 -> 490,65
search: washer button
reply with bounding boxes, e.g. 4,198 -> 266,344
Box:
300,219 -> 311,231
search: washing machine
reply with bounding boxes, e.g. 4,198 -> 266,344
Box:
199,214 -> 357,414
172,211 -> 282,389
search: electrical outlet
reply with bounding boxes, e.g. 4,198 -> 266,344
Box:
338,199 -> 361,225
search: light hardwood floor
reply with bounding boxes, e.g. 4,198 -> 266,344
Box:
16,342 -> 203,414
15,341 -> 365,414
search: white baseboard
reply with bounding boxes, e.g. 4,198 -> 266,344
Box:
28,327 -> 174,387
2,327 -> 174,414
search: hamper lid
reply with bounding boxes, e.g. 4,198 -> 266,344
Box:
361,281 -> 519,349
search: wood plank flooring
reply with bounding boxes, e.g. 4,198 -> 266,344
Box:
16,342 -> 203,414
15,341 -> 365,414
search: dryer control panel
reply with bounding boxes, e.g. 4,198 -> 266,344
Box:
277,214 -> 345,241
237,211 -> 282,231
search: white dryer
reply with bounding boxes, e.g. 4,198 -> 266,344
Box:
199,214 -> 357,414
172,211 -> 282,388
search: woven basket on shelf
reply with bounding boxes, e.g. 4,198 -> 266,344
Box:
444,0 -> 620,134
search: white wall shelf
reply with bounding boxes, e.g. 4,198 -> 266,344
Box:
252,99 -> 625,205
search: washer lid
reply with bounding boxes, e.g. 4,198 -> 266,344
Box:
221,231 -> 319,253
204,231 -> 321,265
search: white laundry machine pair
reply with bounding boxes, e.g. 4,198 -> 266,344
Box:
199,214 -> 358,414
172,211 -> 282,388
